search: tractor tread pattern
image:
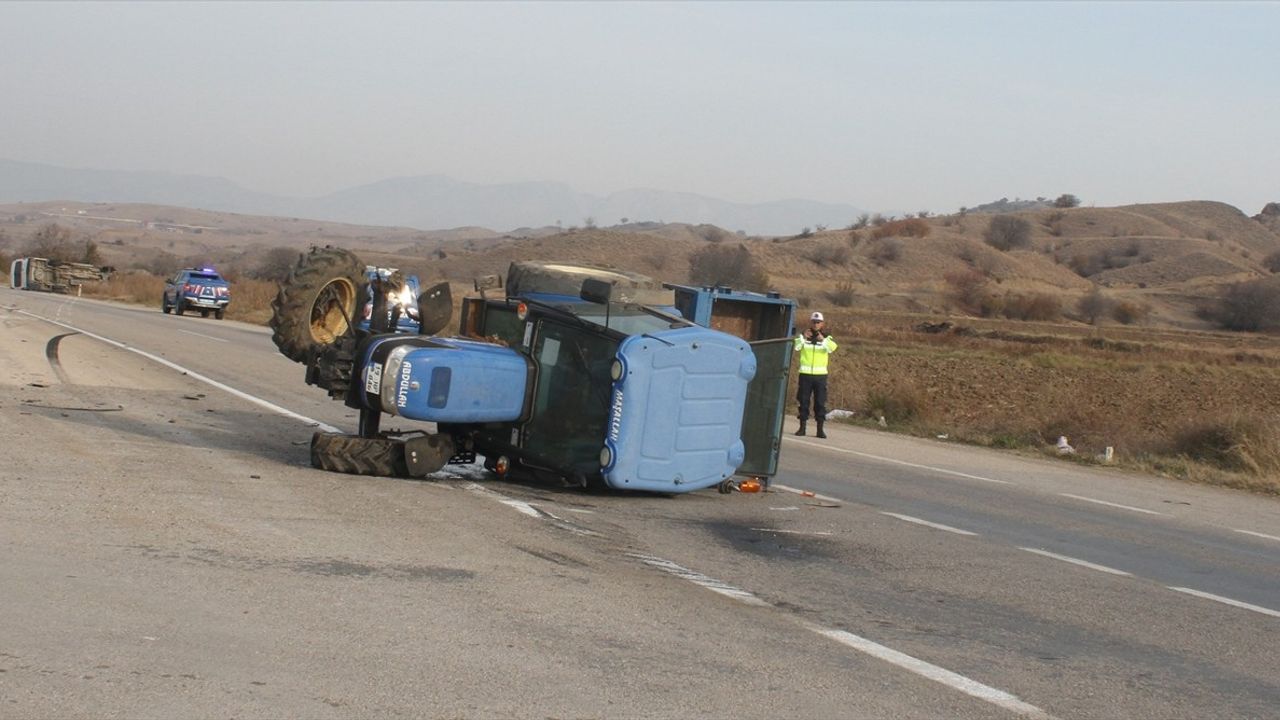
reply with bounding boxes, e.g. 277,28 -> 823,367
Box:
311,432 -> 407,477
270,247 -> 365,364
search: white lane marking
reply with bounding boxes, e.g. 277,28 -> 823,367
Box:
18,309 -> 340,433
808,625 -> 1053,720
787,437 -> 1011,485
1058,493 -> 1168,517
771,483 -> 844,503
632,552 -> 1050,719
769,506 -> 801,511
177,328 -> 229,343
881,512 -> 978,536
463,483 -> 599,537
1019,548 -> 1132,577
1232,528 -> 1280,543
750,528 -> 834,536
628,554 -> 772,607
1168,587 -> 1280,619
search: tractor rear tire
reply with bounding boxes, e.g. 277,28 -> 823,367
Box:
311,432 -> 407,477
271,247 -> 366,364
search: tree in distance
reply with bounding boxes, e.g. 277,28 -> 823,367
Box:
1054,194 -> 1082,208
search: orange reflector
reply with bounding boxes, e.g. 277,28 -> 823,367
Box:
495,456 -> 510,475
738,479 -> 762,493
516,302 -> 528,320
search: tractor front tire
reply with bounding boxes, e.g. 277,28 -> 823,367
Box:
311,432 -> 407,477
271,247 -> 366,364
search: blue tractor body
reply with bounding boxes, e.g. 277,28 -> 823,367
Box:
283,253 -> 795,494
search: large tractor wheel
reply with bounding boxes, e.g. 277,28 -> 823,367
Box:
271,247 -> 366,363
311,432 -> 408,476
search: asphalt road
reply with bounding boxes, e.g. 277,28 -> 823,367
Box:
2,288 -> 1277,719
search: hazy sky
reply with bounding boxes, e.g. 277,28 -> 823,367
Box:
2,1 -> 1276,214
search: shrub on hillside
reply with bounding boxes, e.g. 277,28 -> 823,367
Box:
1111,300 -> 1151,325
943,268 -> 991,314
868,238 -> 903,266
983,215 -> 1032,251
805,244 -> 852,266
688,243 -> 770,292
1002,292 -> 1061,322
1076,286 -> 1112,324
1053,194 -> 1082,208
825,281 -> 856,307
1205,279 -> 1280,332
870,218 -> 930,240
1263,250 -> 1280,273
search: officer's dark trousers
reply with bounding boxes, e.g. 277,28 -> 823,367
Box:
796,374 -> 828,422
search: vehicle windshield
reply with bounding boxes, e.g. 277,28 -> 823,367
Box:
523,319 -> 618,474
187,272 -> 222,281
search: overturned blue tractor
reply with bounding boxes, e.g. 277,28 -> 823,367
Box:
270,248 -> 796,494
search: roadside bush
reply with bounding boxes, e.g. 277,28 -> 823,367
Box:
864,381 -> 927,424
1206,279 -> 1280,332
983,215 -> 1032,251
825,281 -> 856,307
22,223 -> 98,264
869,238 -> 903,266
251,246 -> 301,280
1169,415 -> 1280,475
870,218 -> 930,240
688,243 -> 770,292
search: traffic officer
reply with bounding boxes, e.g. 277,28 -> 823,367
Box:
794,310 -> 838,438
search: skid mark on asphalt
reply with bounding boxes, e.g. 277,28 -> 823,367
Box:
17,309 -> 340,434
43,332 -> 77,383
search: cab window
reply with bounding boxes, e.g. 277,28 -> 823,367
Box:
523,319 -> 618,473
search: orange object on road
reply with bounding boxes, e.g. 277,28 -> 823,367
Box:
738,479 -> 763,493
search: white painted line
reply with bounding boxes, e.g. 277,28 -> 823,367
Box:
630,551 -> 1051,719
177,328 -> 229,343
769,506 -> 801,511
881,512 -> 978,536
464,483 -> 599,537
807,625 -> 1053,720
1232,528 -> 1280,543
750,528 -> 834,536
771,483 -> 844,503
787,437 -> 1011,484
1168,587 -> 1280,619
1019,548 -> 1132,577
628,553 -> 772,607
18,309 -> 340,433
1058,493 -> 1168,517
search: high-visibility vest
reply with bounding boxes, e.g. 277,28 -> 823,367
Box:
794,334 -> 837,375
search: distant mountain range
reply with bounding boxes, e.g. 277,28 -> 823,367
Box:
0,159 -> 866,236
